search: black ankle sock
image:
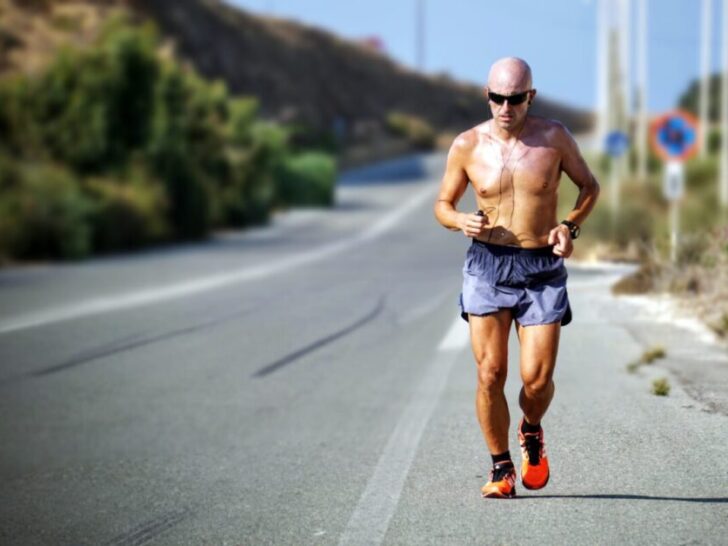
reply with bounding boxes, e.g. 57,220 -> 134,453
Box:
521,419 -> 541,434
491,450 -> 512,466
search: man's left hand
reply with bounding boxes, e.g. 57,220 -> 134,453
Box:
548,224 -> 573,258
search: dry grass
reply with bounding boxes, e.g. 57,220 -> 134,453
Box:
612,227 -> 728,343
626,346 -> 667,373
651,377 -> 671,396
0,0 -> 122,77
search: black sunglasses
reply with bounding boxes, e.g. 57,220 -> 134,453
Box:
487,90 -> 531,106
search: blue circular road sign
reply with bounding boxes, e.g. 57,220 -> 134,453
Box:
650,110 -> 699,162
605,131 -> 630,157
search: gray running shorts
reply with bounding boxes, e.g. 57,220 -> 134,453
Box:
459,239 -> 572,326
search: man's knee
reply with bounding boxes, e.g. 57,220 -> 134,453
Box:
522,372 -> 554,398
477,359 -> 507,392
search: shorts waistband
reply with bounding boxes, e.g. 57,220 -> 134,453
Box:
471,238 -> 555,257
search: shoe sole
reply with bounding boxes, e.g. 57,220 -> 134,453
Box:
481,487 -> 517,499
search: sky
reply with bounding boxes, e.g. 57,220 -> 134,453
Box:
225,0 -> 725,114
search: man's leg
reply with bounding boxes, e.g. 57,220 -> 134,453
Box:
469,309 -> 513,455
515,321 -> 560,489
470,309 -> 517,498
515,321 -> 560,423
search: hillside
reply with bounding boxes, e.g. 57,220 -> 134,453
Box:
0,0 -> 593,146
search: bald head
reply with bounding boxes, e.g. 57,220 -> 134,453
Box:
487,57 -> 533,93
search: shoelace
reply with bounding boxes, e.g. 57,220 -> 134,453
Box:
523,433 -> 542,465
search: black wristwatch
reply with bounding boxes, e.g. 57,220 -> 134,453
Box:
561,220 -> 580,240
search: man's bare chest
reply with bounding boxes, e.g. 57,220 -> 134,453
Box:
465,144 -> 562,197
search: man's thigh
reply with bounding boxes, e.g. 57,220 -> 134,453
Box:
515,321 -> 561,383
468,309 -> 513,368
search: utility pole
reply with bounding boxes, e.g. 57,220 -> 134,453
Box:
618,0 -> 632,177
635,0 -> 648,181
609,28 -> 627,224
720,0 -> 728,205
618,0 -> 632,122
699,0 -> 712,157
596,0 -> 611,150
416,0 -> 425,71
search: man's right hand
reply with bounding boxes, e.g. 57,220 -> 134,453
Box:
459,211 -> 488,238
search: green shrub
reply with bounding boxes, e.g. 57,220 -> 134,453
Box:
613,199 -> 657,248
217,120 -> 288,226
707,127 -> 721,154
0,13 -> 334,263
31,18 -> 159,173
83,166 -> 171,253
0,159 -> 93,260
275,151 -> 336,207
0,76 -> 47,157
226,96 -> 260,146
685,155 -> 719,191
627,147 -> 662,175
147,62 -> 214,238
385,111 -> 436,149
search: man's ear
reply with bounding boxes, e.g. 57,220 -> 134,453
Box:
529,88 -> 538,105
483,86 -> 489,98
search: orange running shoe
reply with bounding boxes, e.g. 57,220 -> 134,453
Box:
518,418 -> 550,490
481,463 -> 517,498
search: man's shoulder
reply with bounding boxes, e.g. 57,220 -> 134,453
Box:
448,124 -> 484,156
528,116 -> 574,148
528,116 -> 569,135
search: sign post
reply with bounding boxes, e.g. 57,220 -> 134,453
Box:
650,110 -> 700,263
664,161 -> 685,263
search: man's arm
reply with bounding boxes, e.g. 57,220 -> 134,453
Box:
433,132 -> 487,237
547,124 -> 601,257
557,125 -> 601,227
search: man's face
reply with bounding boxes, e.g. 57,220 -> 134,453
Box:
486,85 -> 533,132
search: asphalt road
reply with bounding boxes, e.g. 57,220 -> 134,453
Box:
1,152 -> 727,545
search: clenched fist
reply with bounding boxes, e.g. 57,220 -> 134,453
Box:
548,224 -> 573,258
459,210 -> 489,238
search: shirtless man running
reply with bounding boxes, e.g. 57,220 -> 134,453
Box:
433,57 -> 600,498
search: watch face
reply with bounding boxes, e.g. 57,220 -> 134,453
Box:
562,221 -> 579,239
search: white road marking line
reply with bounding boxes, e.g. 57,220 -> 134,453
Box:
437,313 -> 470,350
397,291 -> 452,325
0,183 -> 438,334
338,316 -> 466,546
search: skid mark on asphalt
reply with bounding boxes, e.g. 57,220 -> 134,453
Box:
105,507 -> 191,546
252,296 -> 386,378
19,306 -> 256,380
106,508 -> 192,546
338,314 -> 469,546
